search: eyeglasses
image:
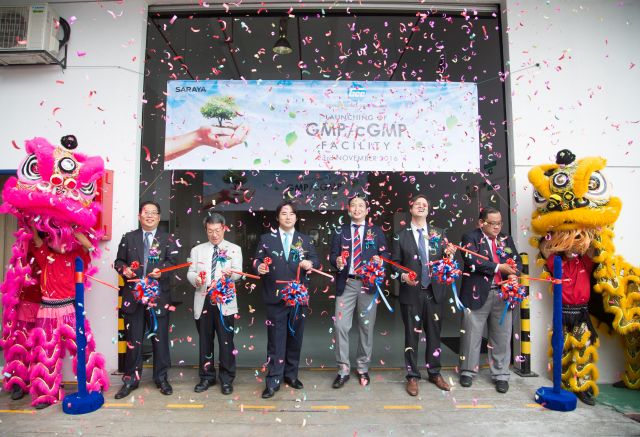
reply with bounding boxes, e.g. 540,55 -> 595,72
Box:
141,211 -> 160,217
484,221 -> 503,227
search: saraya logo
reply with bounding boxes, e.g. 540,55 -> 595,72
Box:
175,85 -> 207,93
348,85 -> 366,99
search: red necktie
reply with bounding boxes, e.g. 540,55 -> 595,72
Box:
490,238 -> 502,285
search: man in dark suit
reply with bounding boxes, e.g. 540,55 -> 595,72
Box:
113,201 -> 177,399
254,201 -> 319,399
329,195 -> 389,388
458,207 -> 521,394
392,194 -> 455,396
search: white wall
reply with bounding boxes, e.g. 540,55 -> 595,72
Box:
0,0 -> 148,369
505,0 -> 640,382
1,0 -> 638,383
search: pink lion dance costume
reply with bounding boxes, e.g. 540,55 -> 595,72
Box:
1,136 -> 110,408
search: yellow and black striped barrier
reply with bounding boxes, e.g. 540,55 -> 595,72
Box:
118,274 -> 126,373
514,252 -> 538,377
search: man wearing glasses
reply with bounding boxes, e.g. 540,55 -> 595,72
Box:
187,213 -> 243,395
458,207 -> 521,394
113,201 -> 177,399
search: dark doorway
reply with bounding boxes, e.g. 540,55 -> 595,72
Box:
139,7 -> 510,370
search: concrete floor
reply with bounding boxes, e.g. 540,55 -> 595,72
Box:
1,367 -> 638,436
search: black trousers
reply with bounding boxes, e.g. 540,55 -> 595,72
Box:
195,299 -> 236,384
400,286 -> 443,379
265,303 -> 306,389
122,304 -> 171,384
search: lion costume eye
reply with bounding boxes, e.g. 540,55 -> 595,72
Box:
552,172 -> 570,188
79,181 -> 95,196
533,190 -> 548,207
585,171 -> 608,199
58,157 -> 77,173
19,154 -> 40,181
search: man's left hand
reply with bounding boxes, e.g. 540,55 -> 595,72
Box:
299,260 -> 313,270
444,243 -> 456,257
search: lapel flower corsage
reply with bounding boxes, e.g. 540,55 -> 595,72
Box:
364,229 -> 376,249
495,237 -> 513,258
289,239 -> 305,262
217,247 -> 231,265
148,239 -> 161,264
428,230 -> 441,247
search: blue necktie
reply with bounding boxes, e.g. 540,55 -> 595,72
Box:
417,228 -> 430,288
143,231 -> 152,276
284,233 -> 291,261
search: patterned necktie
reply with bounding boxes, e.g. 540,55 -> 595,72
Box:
284,232 -> 291,261
417,228 -> 430,288
143,231 -> 152,276
211,245 -> 219,281
490,238 -> 502,285
352,224 -> 362,274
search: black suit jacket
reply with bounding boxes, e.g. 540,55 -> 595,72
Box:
329,223 -> 389,296
114,228 -> 178,316
253,230 -> 320,306
459,228 -> 522,311
392,225 -> 449,305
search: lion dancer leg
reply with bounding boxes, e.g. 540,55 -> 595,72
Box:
621,331 -> 640,389
3,327 -> 30,397
562,322 -> 599,405
27,298 -> 75,408
1,227 -> 39,399
548,305 -> 600,406
3,314 -> 36,399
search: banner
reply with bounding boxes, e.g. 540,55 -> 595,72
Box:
165,80 -> 479,172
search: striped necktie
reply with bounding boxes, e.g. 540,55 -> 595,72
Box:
143,231 -> 152,276
211,245 -> 219,281
352,224 -> 362,274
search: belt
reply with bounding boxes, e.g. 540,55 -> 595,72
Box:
41,297 -> 75,308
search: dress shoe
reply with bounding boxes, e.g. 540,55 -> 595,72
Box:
261,385 -> 280,399
406,378 -> 419,396
221,383 -> 233,395
194,379 -> 215,393
576,389 -> 596,406
427,374 -> 451,391
284,377 -> 304,389
10,386 -> 25,400
459,375 -> 473,388
495,380 -> 509,394
114,383 -> 139,399
157,379 -> 173,395
357,372 -> 370,386
332,374 -> 350,389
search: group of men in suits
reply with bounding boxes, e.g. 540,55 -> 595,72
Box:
111,198 -> 521,399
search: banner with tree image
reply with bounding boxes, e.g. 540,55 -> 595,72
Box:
164,80 -> 480,172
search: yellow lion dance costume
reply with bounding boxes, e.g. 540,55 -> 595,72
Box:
528,150 -> 640,401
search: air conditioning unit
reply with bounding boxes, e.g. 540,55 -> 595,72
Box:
0,4 -> 65,66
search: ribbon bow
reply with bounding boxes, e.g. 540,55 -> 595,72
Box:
431,258 -> 464,311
